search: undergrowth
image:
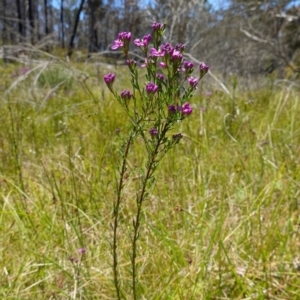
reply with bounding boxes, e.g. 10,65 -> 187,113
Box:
0,59 -> 299,299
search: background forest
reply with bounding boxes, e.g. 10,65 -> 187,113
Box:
1,0 -> 300,80
1,1 -> 300,299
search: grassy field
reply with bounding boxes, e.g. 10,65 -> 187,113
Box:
0,58 -> 299,299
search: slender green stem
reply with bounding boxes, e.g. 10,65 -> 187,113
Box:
131,135 -> 163,300
113,133 -> 134,300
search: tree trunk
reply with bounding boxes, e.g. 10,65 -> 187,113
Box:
2,0 -> 8,63
44,0 -> 49,36
88,0 -> 98,57
22,0 -> 26,38
28,0 -> 36,44
48,0 -> 53,34
67,0 -> 85,58
16,0 -> 24,41
60,0 -> 65,48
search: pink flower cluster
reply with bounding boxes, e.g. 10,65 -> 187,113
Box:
120,90 -> 132,100
188,77 -> 199,89
152,22 -> 164,31
168,102 -> 193,117
146,82 -> 159,94
150,43 -> 184,63
109,24 -> 209,83
103,22 -> 210,135
111,32 -> 132,50
134,34 -> 151,48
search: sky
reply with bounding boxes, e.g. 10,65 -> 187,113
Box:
209,0 -> 300,10
52,0 -> 300,11
208,0 -> 230,10
51,0 -> 229,10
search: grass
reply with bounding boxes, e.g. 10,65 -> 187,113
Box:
0,58 -> 299,300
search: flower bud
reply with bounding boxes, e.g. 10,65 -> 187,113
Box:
120,90 -> 132,106
149,128 -> 158,137
188,76 -> 199,89
104,73 -> 115,92
199,62 -> 209,78
181,102 -> 193,116
146,82 -> 159,94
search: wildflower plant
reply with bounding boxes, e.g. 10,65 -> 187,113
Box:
104,23 -> 209,299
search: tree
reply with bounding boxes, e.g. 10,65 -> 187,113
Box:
67,0 -> 86,58
60,0 -> 65,48
16,0 -> 25,41
147,0 -> 210,49
28,0 -> 36,44
87,0 -> 102,55
224,0 -> 300,75
44,0 -> 50,36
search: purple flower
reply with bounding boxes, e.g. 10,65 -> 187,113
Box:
126,59 -> 137,71
141,59 -> 148,68
111,39 -> 124,50
70,256 -> 78,263
144,34 -> 152,45
134,34 -> 151,48
104,73 -> 115,91
168,104 -> 177,114
134,39 -> 143,47
141,55 -> 156,68
149,128 -> 159,136
182,61 -> 194,74
159,61 -> 167,68
171,50 -> 183,61
118,32 -> 131,41
126,59 -> 136,66
160,43 -> 174,55
126,59 -> 136,67
146,82 -> 159,94
152,22 -> 164,31
156,73 -> 165,81
181,102 -> 193,116
150,47 -> 165,57
188,76 -> 199,89
120,90 -> 132,101
199,62 -> 209,78
175,44 -> 185,52
184,61 -> 194,70
111,32 -> 132,54
104,73 -> 115,85
78,248 -> 86,254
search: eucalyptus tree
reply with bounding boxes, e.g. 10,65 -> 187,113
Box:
224,0 -> 300,76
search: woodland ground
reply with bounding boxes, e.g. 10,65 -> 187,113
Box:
0,56 -> 299,299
